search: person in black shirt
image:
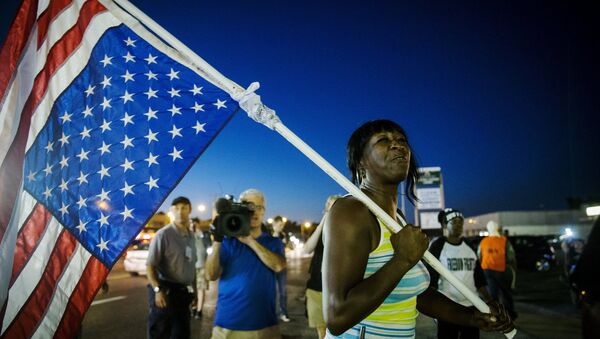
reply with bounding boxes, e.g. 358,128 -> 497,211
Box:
303,195 -> 340,339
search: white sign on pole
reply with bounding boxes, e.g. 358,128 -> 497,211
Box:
419,211 -> 441,229
416,187 -> 443,210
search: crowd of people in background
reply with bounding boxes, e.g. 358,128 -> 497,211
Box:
140,119 -> 600,339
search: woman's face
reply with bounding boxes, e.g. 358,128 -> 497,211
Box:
361,130 -> 411,184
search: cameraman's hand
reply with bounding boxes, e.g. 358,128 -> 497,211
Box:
210,219 -> 224,242
237,236 -> 255,246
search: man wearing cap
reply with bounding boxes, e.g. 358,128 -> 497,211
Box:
146,196 -> 197,339
426,208 -> 494,339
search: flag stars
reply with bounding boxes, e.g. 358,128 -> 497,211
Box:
121,181 -> 134,196
168,104 -> 181,116
97,238 -> 109,252
77,195 -> 87,209
169,125 -> 182,139
80,126 -> 91,139
100,54 -> 113,67
100,75 -> 112,89
145,129 -> 158,144
145,153 -> 158,167
77,171 -> 89,185
76,148 -> 90,162
121,135 -> 134,149
98,213 -> 109,227
100,119 -> 112,133
98,141 -> 111,155
84,85 -> 95,97
193,121 -> 206,134
167,68 -> 180,80
45,141 -> 54,153
120,90 -> 134,103
190,84 -> 203,95
59,111 -> 72,124
26,170 -> 36,182
59,155 -> 69,169
59,178 -> 69,192
100,97 -> 112,111
121,158 -> 134,172
121,70 -> 135,83
43,163 -> 54,176
97,189 -> 111,202
214,99 -> 227,109
59,203 -> 69,216
98,164 -> 111,179
144,53 -> 157,64
169,147 -> 183,161
121,112 -> 134,126
59,132 -> 70,146
123,52 -> 135,63
144,87 -> 158,99
43,186 -> 52,199
145,176 -> 159,191
124,37 -> 136,46
144,70 -> 158,80
168,87 -> 181,97
144,107 -> 158,121
76,220 -> 88,233
82,105 -> 93,117
120,206 -> 134,220
191,102 -> 204,113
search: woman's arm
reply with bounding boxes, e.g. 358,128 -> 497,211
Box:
417,288 -> 513,333
303,213 -> 326,254
323,197 -> 428,335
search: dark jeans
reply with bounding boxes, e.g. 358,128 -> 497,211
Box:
437,317 -> 480,339
147,283 -> 193,339
483,269 -> 517,319
276,269 -> 288,316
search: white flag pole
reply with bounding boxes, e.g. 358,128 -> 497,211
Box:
109,1 -> 515,337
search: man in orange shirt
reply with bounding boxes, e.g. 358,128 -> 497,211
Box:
478,221 -> 517,319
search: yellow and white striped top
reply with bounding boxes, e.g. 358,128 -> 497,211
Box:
328,218 -> 430,338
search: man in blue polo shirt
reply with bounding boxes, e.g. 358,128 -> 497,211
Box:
206,188 -> 286,338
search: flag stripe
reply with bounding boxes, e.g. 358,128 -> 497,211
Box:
1,229 -> 76,339
0,0 -> 107,241
0,0 -> 88,168
31,243 -> 93,339
53,256 -> 108,339
0,0 -> 37,104
1,217 -> 62,333
36,0 -> 73,47
26,10 -> 119,152
10,203 -> 52,286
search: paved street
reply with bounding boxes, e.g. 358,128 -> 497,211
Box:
81,253 -> 581,338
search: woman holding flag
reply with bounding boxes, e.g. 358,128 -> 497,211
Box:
322,120 -> 513,338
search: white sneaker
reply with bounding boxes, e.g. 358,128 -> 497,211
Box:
280,315 -> 290,322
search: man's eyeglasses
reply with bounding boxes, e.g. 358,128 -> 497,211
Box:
244,202 -> 265,211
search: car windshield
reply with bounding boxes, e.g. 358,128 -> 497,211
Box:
130,240 -> 150,251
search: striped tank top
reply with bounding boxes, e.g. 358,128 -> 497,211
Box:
328,218 -> 430,339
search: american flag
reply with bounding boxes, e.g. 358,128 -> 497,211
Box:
0,0 -> 238,337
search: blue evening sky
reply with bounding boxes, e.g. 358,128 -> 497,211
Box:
1,0 -> 598,223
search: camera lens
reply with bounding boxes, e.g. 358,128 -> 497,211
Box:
225,215 -> 243,233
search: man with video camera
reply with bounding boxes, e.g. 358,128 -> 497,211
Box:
206,188 -> 287,339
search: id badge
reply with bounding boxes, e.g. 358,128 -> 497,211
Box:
185,246 -> 192,261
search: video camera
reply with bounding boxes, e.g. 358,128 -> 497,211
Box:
213,195 -> 253,237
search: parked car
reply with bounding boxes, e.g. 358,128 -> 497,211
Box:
509,235 -> 556,271
124,239 -> 150,276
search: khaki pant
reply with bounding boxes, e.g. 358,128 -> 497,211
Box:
211,325 -> 281,339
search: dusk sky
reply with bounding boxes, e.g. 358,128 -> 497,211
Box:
1,0 -> 599,224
